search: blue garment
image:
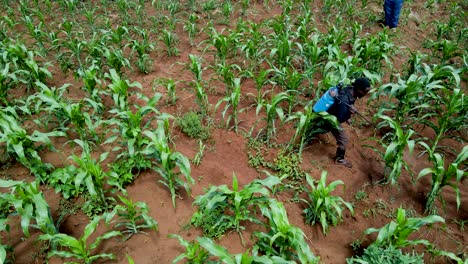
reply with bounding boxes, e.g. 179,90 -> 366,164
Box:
384,0 -> 403,28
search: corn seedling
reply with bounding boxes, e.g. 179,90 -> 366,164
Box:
204,27 -> 240,63
268,34 -> 294,69
213,61 -> 241,95
243,68 -> 273,105
221,0 -> 233,24
286,106 -> 339,156
169,234 -> 210,264
143,120 -> 194,208
161,28 -> 179,57
373,73 -> 443,129
196,236 -> 297,264
76,63 -> 104,110
417,144 -> 467,214
106,69 -> 143,110
188,54 -> 204,83
0,107 -> 63,178
64,140 -> 110,216
366,115 -> 416,185
39,213 -> 121,264
183,13 -> 199,47
238,22 -> 267,71
191,174 -> 281,241
215,78 -> 242,133
255,91 -> 289,143
364,207 -> 444,249
192,81 -> 210,116
192,140 -> 205,167
103,47 -> 131,74
302,171 -> 354,235
0,179 -> 57,237
108,196 -> 158,241
419,88 -> 467,154
254,199 -> 320,263
300,34 -> 324,71
129,28 -> 155,74
152,78 -> 178,105
0,219 -> 11,263
0,63 -> 19,105
352,31 -> 395,72
106,95 -> 163,189
2,42 -> 52,91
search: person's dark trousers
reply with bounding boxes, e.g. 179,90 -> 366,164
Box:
384,0 -> 403,28
330,124 -> 348,160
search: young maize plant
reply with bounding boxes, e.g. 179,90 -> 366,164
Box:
364,207 -> 444,249
106,93 -> 164,189
161,28 -> 179,57
152,78 -> 178,105
195,236 -> 297,264
106,69 -> 143,111
192,140 -> 206,167
169,234 -> 210,263
191,174 -> 281,241
238,21 -> 267,71
183,13 -> 199,47
300,34 -> 324,72
302,171 -> 354,235
366,115 -> 416,185
286,106 -> 339,156
0,219 -> 10,263
128,27 -> 156,74
243,68 -> 273,105
187,54 -> 204,83
76,63 -> 104,108
67,140 -> 111,216
373,73 -> 443,129
107,196 -> 158,241
39,213 -> 122,264
0,179 -> 57,237
204,27 -> 241,63
254,199 -> 320,263
425,39 -> 464,63
103,47 -> 131,75
0,107 -> 64,179
268,33 -> 294,70
419,88 -> 466,154
192,81 -> 210,116
255,91 -> 289,143
103,25 -> 129,49
417,144 -> 467,214
214,61 -> 241,95
221,0 -> 233,25
0,63 -> 19,106
215,77 -> 242,133
21,15 -> 47,55
352,31 -> 395,72
1,42 -> 52,91
142,120 -> 194,208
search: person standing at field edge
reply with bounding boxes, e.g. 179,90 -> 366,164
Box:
314,78 -> 371,168
384,0 -> 404,28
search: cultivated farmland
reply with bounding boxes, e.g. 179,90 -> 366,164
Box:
0,0 -> 467,263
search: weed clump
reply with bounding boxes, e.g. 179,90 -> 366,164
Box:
176,111 -> 210,140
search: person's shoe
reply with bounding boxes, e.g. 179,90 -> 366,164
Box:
335,158 -> 352,168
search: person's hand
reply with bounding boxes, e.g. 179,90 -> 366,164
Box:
350,105 -> 357,114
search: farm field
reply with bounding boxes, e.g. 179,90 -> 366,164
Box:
0,0 -> 467,263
